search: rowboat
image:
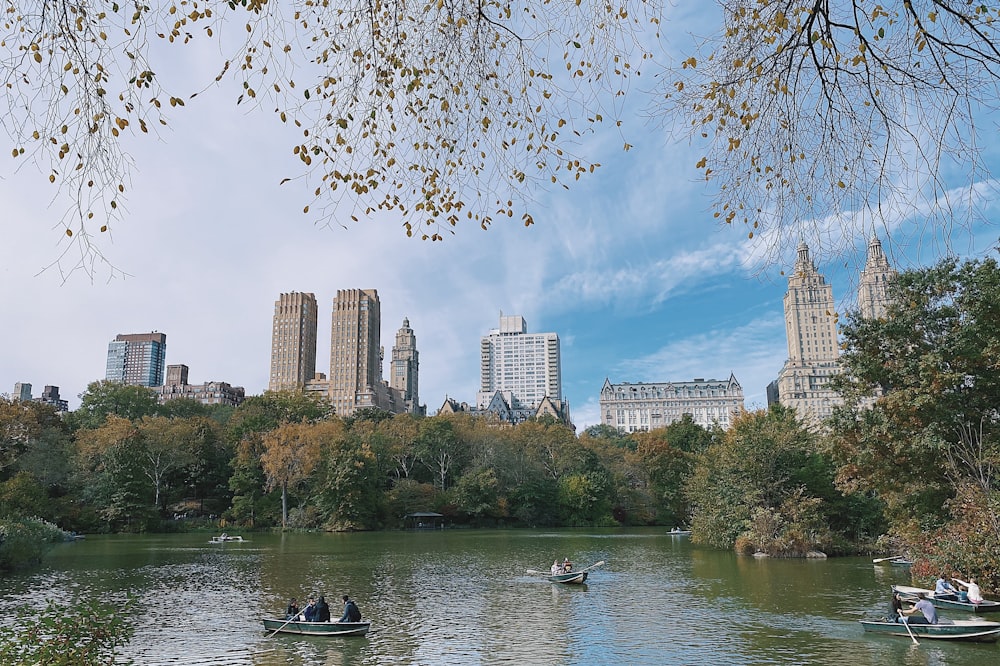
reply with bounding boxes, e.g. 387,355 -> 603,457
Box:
527,560 -> 604,585
209,534 -> 245,543
262,618 -> 371,636
667,528 -> 692,536
859,618 -> 1000,642
893,584 -> 1000,613
546,570 -> 588,584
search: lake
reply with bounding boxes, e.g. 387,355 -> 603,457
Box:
1,528 -> 997,664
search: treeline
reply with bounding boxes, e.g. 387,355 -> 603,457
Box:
3,254 -> 998,591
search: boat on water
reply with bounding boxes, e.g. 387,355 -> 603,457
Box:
893,584 -> 1000,614
527,560 -> 604,584
859,618 -> 1000,642
209,534 -> 245,543
545,570 -> 589,584
667,528 -> 691,536
262,618 -> 371,636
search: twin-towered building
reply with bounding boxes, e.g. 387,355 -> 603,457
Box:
770,237 -> 896,428
268,289 -> 423,417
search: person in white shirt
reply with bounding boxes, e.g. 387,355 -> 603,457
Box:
954,577 -> 984,604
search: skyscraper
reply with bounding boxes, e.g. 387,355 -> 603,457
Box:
774,242 -> 842,427
857,236 -> 896,319
391,317 -> 420,414
268,292 -> 318,391
478,314 -> 561,410
106,332 -> 167,387
329,288 -> 382,416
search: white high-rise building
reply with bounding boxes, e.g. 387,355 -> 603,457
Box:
478,314 -> 562,410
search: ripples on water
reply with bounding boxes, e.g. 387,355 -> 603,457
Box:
1,530 -> 997,665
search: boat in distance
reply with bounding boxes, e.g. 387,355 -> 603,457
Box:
209,533 -> 245,543
859,618 -> 1000,642
893,584 -> 1000,613
667,528 -> 692,536
545,570 -> 588,584
262,618 -> 371,636
526,560 -> 604,584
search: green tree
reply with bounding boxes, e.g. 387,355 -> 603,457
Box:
314,428 -> 383,530
829,254 -> 1000,584
414,418 -> 467,491
0,597 -> 135,665
74,416 -> 157,531
687,406 -> 840,554
69,381 -> 160,430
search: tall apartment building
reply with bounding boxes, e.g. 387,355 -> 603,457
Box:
774,242 -> 842,427
599,375 -> 744,433
106,332 -> 167,387
268,292 -> 318,391
857,236 -> 897,319
390,317 -> 420,414
477,314 -> 562,410
329,289 -> 384,416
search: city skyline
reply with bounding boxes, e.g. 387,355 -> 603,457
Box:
3,8 -> 997,429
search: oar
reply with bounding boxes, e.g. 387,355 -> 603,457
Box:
266,602 -> 311,638
900,616 -> 919,645
526,569 -> 549,576
578,560 -> 606,573
873,555 -> 904,563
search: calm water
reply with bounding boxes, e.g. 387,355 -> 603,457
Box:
1,528 -> 997,665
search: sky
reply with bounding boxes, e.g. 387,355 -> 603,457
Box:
2,5 -> 998,431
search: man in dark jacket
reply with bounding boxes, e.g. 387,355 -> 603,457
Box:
339,595 -> 362,622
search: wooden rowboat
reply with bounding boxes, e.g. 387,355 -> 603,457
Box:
262,618 -> 371,636
893,584 -> 1000,614
545,570 -> 588,584
209,534 -> 245,543
527,560 -> 604,584
860,618 -> 1000,642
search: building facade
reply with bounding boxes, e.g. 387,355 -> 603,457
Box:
105,332 -> 167,387
390,317 -> 421,414
268,292 -> 318,391
774,242 -> 842,427
599,375 -> 744,433
329,289 -> 383,416
477,315 -> 562,411
156,364 -> 246,407
857,236 -> 897,319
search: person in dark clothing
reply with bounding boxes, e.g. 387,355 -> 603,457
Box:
890,592 -> 904,622
302,596 -> 317,622
285,597 -> 300,620
340,595 -> 362,622
315,595 -> 331,622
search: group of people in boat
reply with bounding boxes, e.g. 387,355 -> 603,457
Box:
889,573 -> 984,625
550,558 -> 573,575
932,573 -> 982,603
285,594 -> 362,623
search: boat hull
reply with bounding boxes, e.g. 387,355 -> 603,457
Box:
860,619 -> 1000,642
545,571 -> 588,584
893,585 -> 1000,614
262,618 -> 371,636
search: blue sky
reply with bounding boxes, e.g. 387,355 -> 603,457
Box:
2,6 -> 998,430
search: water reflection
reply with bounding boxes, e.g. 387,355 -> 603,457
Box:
1,529 -> 997,665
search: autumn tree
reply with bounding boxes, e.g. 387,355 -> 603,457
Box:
260,420 -> 327,528
665,1 -> 1000,264
224,390 -> 331,526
